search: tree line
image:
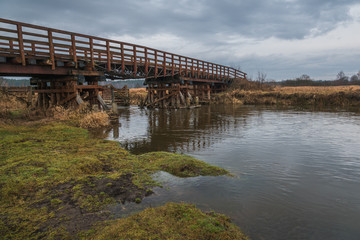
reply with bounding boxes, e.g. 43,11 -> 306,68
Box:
275,71 -> 360,86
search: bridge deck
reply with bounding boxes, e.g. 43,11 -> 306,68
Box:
0,18 -> 246,83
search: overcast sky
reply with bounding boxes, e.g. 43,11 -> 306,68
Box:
1,0 -> 360,80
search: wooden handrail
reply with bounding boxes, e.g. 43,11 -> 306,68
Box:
0,18 -> 247,80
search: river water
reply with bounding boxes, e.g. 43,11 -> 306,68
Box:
105,105 -> 360,240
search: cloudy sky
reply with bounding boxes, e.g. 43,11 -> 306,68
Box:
1,0 -> 360,80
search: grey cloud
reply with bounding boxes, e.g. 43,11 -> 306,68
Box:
1,0 -> 359,79
2,0 -> 357,39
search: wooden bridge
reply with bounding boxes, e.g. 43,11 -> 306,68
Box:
0,18 -> 246,109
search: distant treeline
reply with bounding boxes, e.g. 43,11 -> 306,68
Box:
274,79 -> 360,87
271,72 -> 360,87
99,79 -> 145,89
0,78 -> 30,87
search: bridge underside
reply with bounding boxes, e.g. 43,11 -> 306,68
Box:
0,18 -> 246,109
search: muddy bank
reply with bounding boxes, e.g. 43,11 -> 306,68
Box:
214,86 -> 360,109
0,122 -> 238,239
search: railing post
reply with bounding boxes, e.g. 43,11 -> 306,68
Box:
197,60 -> 200,79
89,38 -> 94,69
171,54 -> 174,77
191,59 -> 194,78
106,40 -> 111,72
211,64 -> 214,79
47,30 -> 55,70
121,43 -> 125,73
205,62 -> 208,79
16,24 -> 26,66
154,50 -> 158,79
163,52 -> 166,77
145,48 -> 148,76
133,45 -> 137,77
71,34 -> 77,68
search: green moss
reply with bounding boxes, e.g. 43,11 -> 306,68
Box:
88,202 -> 248,240
138,151 -> 229,177
0,123 -> 231,239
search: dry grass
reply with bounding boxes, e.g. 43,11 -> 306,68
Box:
274,85 -> 360,94
79,111 -> 109,128
129,88 -> 147,105
215,85 -> 360,108
0,90 -> 29,122
50,104 -> 109,128
0,91 -> 27,112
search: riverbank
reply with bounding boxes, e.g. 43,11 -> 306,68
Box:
0,121 -> 247,239
215,85 -> 360,108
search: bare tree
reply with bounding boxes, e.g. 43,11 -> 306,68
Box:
257,71 -> 267,87
299,74 -> 311,81
257,71 -> 267,82
337,71 -> 348,81
350,75 -> 359,82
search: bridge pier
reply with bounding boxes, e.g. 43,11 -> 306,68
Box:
143,81 -> 219,109
31,75 -> 104,110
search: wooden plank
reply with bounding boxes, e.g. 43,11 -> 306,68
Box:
147,90 -> 178,107
58,93 -> 77,105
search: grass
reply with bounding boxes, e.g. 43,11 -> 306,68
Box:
87,202 -> 248,240
216,85 -> 360,108
0,122 -> 233,239
138,152 -> 228,177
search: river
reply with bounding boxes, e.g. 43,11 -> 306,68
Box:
104,105 -> 360,240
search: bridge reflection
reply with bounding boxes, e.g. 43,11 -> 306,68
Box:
99,105 -> 254,154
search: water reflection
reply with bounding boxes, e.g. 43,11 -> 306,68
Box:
107,105 -> 252,154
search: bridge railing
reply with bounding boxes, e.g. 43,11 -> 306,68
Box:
0,18 -> 246,81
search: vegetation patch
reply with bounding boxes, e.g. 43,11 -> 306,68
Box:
0,123 -> 229,239
138,152 -> 228,177
129,88 -> 147,105
215,85 -> 360,109
87,202 -> 248,240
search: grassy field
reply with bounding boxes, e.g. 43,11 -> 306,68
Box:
216,85 -> 360,108
0,122 -> 247,239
